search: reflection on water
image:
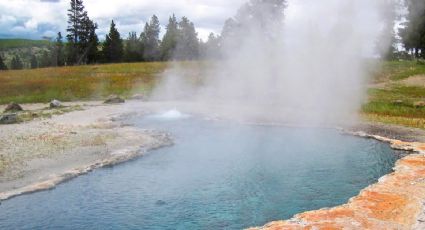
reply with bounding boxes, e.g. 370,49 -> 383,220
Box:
0,115 -> 399,230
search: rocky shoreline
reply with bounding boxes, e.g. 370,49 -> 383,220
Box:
250,133 -> 425,230
0,101 -> 173,201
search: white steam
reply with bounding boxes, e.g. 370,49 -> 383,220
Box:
152,0 -> 394,125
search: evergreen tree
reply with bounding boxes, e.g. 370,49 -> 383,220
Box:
400,0 -> 425,58
124,32 -> 143,62
175,17 -> 199,60
30,55 -> 38,69
39,50 -> 52,68
66,0 -> 98,64
66,0 -> 86,64
54,32 -> 64,66
102,20 -> 124,63
200,33 -> 220,59
0,55 -> 7,70
10,56 -> 23,70
82,16 -> 99,64
141,15 -> 161,61
160,14 -> 178,60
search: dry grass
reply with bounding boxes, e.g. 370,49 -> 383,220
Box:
0,62 -> 169,104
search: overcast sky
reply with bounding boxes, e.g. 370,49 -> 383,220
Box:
0,0 -> 250,41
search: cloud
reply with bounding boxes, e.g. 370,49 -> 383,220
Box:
0,0 -> 245,40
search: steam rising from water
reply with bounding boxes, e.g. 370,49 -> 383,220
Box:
152,0 -> 394,125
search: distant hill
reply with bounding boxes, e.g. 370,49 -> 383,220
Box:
0,39 -> 53,69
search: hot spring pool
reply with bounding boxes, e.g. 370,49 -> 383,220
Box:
0,114 -> 402,229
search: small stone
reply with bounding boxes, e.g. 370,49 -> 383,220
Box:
0,113 -> 18,124
131,94 -> 145,100
392,100 -> 403,105
4,103 -> 23,113
50,99 -> 62,108
104,95 -> 125,104
413,101 -> 425,108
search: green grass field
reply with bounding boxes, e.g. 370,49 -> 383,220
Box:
0,60 -> 424,128
362,60 -> 425,129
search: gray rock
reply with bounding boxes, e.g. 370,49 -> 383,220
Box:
104,95 -> 125,104
131,94 -> 145,100
50,99 -> 62,108
4,103 -> 23,113
0,113 -> 18,124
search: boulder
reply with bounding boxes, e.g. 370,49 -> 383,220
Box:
131,94 -> 145,100
4,103 -> 23,113
0,113 -> 18,124
50,99 -> 62,108
104,95 -> 125,104
414,101 -> 425,108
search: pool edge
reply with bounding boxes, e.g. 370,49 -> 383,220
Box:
249,134 -> 425,230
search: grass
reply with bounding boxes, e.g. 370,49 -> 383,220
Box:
363,60 -> 425,129
0,59 -> 424,129
374,60 -> 425,81
0,62 -> 169,104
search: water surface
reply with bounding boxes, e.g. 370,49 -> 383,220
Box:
0,114 -> 400,229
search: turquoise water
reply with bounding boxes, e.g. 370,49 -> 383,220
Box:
0,114 -> 400,229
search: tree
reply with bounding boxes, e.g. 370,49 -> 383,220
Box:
174,17 -> 199,60
200,33 -> 221,59
39,50 -> 52,68
160,14 -> 178,60
102,20 -> 124,63
54,32 -> 64,66
400,0 -> 425,58
0,55 -> 7,70
10,56 -> 23,70
141,15 -> 161,61
66,0 -> 85,64
66,0 -> 98,64
124,31 -> 143,62
30,55 -> 38,69
82,16 -> 99,64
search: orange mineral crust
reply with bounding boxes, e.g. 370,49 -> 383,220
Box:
250,136 -> 425,230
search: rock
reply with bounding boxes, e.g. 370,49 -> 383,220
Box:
104,95 -> 125,104
413,101 -> 425,108
131,94 -> 145,100
0,113 -> 18,124
49,99 -> 62,108
392,100 -> 403,105
4,103 -> 23,113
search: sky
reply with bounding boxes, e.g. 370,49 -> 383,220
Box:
0,0 -> 248,41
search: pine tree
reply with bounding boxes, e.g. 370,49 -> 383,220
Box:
400,0 -> 425,58
66,0 -> 85,64
124,32 -> 143,62
102,20 -> 124,63
141,15 -> 161,61
66,0 -> 98,64
175,17 -> 199,60
82,16 -> 99,64
54,32 -> 64,66
11,56 -> 23,70
160,14 -> 178,60
30,55 -> 38,69
0,55 -> 7,70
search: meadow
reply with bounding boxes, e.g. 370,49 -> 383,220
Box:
0,60 -> 424,128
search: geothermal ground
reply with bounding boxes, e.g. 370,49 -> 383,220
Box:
0,100 -> 424,229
